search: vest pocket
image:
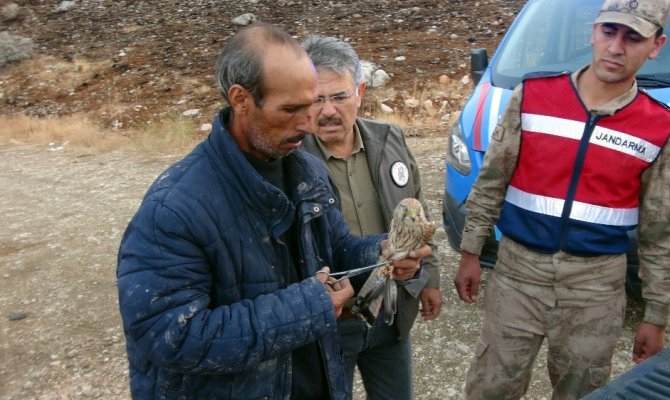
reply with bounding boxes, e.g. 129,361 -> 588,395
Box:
474,337 -> 489,358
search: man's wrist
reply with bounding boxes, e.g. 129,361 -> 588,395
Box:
643,301 -> 669,327
461,250 -> 481,261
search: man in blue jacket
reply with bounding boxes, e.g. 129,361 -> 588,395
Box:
116,23 -> 430,399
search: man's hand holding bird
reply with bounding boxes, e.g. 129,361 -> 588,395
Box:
351,198 -> 435,325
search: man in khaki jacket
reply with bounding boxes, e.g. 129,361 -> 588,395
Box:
301,35 -> 442,400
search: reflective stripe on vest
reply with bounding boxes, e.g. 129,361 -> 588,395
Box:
521,113 -> 661,163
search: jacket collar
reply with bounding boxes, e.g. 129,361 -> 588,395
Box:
206,108 -> 335,235
310,124 -> 366,160
572,65 -> 639,116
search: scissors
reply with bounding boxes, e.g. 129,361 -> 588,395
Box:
319,260 -> 390,285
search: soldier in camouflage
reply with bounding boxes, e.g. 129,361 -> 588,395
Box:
454,0 -> 670,399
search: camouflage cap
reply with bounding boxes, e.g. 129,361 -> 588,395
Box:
595,0 -> 670,37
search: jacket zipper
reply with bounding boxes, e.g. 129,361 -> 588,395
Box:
559,113 -> 601,251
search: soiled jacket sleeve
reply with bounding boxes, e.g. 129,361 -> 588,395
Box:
638,139 -> 670,327
460,84 -> 523,255
117,200 -> 339,375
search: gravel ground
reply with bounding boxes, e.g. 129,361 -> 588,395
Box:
0,137 -> 657,400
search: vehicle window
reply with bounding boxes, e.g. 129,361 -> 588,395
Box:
492,0 -> 670,89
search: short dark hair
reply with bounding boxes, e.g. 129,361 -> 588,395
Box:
214,23 -> 302,107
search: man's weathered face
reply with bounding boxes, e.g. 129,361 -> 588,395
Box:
244,45 -> 316,160
590,22 -> 666,85
310,69 -> 363,149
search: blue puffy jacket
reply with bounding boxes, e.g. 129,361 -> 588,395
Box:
117,108 -> 382,399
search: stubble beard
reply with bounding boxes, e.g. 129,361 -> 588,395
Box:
593,55 -> 636,85
594,66 -> 628,85
247,119 -> 289,160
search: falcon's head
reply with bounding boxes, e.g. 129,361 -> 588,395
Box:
393,198 -> 425,224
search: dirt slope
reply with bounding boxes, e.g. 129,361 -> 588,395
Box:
1,0 -> 525,128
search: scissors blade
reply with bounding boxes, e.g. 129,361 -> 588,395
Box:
326,260 -> 389,279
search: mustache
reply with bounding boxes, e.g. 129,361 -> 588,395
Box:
317,116 -> 343,126
283,133 -> 306,144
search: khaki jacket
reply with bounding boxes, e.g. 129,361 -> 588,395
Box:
302,118 -> 441,338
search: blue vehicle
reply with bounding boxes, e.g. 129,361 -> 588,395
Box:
442,0 -> 670,300
583,347 -> 670,399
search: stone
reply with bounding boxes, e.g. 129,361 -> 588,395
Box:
404,98 -> 420,108
360,60 -> 377,86
232,13 -> 256,26
182,109 -> 200,117
380,103 -> 394,114
372,69 -> 391,88
55,1 -> 77,13
1,2 -> 19,22
7,312 -> 28,321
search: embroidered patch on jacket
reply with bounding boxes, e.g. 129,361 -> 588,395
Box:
390,161 -> 409,187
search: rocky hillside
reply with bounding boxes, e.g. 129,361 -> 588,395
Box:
0,0 -> 525,130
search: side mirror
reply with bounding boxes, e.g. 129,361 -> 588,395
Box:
470,49 -> 489,85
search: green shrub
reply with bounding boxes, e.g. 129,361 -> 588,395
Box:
0,31 -> 33,68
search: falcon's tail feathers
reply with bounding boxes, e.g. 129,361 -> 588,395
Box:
383,279 -> 397,326
351,272 -> 387,326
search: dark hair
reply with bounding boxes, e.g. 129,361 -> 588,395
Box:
214,23 -> 302,107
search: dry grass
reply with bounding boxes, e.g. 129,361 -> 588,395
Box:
0,113 -> 203,155
135,114 -> 205,154
0,114 -> 127,151
0,78 -> 466,155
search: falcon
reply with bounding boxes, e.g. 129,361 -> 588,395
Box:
351,198 -> 436,326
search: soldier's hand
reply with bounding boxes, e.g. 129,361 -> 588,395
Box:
454,251 -> 481,303
632,322 -> 665,363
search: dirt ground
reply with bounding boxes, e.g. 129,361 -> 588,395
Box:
0,137 -> 651,400
0,0 -> 663,399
